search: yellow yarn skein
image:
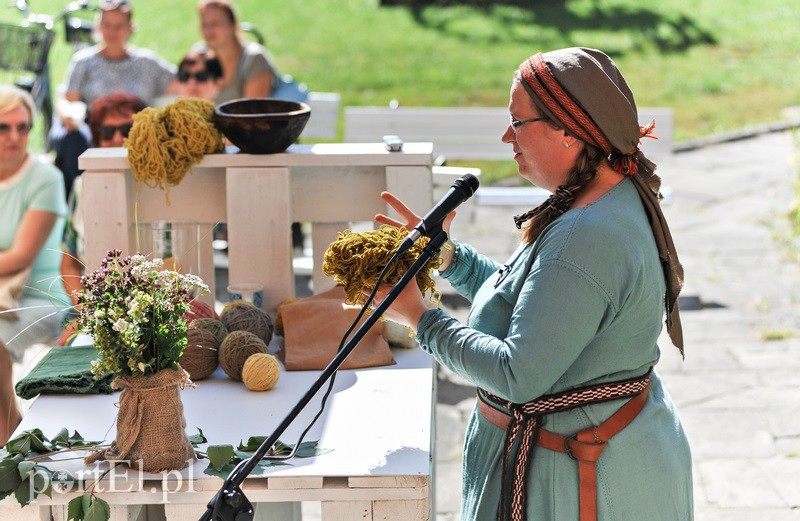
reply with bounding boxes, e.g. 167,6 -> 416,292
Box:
242,353 -> 281,392
126,98 -> 224,204
322,225 -> 442,306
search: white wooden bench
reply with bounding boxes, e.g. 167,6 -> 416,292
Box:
302,91 -> 341,140
344,105 -> 674,207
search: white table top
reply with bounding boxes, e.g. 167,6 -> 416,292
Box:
14,341 -> 435,485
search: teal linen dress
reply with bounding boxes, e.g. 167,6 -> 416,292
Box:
417,178 -> 693,520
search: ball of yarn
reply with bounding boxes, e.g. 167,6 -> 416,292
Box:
183,299 -> 219,324
274,298 -> 300,337
242,353 -> 281,391
181,326 -> 219,380
192,318 -> 228,346
219,331 -> 268,381
220,301 -> 274,345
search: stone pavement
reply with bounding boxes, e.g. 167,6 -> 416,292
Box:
434,131 -> 800,520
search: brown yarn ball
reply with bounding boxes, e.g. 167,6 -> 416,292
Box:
181,326 -> 219,380
192,318 -> 228,346
219,330 -> 268,381
274,298 -> 300,337
242,353 -> 281,391
220,301 -> 273,345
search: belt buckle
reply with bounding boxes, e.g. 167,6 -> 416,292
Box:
564,434 -> 578,460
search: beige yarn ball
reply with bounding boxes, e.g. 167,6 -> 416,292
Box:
219,330 -> 268,381
220,301 -> 274,345
242,353 -> 281,392
274,298 -> 300,337
181,326 -> 219,380
192,318 -> 228,346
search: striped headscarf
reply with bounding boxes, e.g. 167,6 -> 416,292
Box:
517,47 -> 684,354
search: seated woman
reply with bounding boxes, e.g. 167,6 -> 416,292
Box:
195,0 -> 279,104
52,0 -> 177,200
175,50 -> 225,101
59,92 -> 147,345
0,86 -> 69,445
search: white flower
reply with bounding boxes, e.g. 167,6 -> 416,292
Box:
138,362 -> 146,373
112,318 -> 129,332
94,309 -> 105,319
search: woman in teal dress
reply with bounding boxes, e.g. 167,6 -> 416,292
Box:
374,48 -> 693,520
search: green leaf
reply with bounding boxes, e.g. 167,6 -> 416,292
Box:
51,428 -> 70,448
14,478 -> 32,506
67,495 -> 85,521
69,431 -> 85,444
5,436 -> 30,456
0,489 -> 12,502
188,428 -> 207,447
206,445 -> 235,472
237,436 -> 268,452
0,455 -> 23,493
82,492 -> 92,515
17,461 -> 35,480
203,462 -> 237,479
26,429 -> 50,453
295,441 -> 333,458
84,496 -> 110,521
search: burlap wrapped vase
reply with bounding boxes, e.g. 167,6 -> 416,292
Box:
85,367 -> 195,472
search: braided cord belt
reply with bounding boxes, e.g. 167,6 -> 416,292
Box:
479,369 -> 652,521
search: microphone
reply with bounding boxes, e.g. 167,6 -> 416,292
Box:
397,173 -> 480,255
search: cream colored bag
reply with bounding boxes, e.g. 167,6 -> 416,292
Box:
0,266 -> 32,321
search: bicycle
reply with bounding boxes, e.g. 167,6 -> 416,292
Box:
0,0 -> 95,146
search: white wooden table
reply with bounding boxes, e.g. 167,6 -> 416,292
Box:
76,143 -> 434,314
1,344 -> 435,520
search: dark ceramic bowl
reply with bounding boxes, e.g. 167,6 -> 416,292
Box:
214,98 -> 311,154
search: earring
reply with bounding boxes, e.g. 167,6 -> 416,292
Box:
564,141 -> 570,148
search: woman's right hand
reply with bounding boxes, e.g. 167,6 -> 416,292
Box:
375,192 -> 458,272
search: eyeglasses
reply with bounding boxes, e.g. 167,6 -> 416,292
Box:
98,122 -> 133,141
177,70 -> 213,83
0,122 -> 32,137
510,116 -> 548,131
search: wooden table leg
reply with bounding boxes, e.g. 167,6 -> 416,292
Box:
226,167 -> 294,314
372,499 -> 429,520
82,170 -> 133,270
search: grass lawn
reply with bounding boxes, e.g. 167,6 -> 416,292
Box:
1,0 -> 798,177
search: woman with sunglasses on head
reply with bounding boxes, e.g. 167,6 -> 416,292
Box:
372,48 -> 692,520
194,0 -> 279,104
58,92 -> 147,346
0,86 -> 69,445
51,0 -> 177,201
175,50 -> 224,102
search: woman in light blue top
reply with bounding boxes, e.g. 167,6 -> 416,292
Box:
373,48 -> 692,520
0,85 -> 68,445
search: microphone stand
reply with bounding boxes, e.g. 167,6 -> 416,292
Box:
199,229 -> 449,521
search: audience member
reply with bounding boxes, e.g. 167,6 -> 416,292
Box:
52,0 -> 176,200
195,0 -> 279,104
175,50 -> 224,101
0,86 -> 68,445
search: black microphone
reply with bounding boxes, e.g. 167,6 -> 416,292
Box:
396,173 -> 480,255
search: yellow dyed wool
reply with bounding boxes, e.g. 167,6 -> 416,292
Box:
126,98 -> 224,204
322,226 -> 442,307
242,353 -> 281,391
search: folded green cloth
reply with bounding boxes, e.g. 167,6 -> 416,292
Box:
15,345 -> 116,399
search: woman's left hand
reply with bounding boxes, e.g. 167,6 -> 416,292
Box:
363,280 -> 429,331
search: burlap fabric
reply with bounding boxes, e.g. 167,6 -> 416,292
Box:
85,367 -> 195,472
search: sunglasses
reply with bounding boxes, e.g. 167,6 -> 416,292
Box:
0,122 -> 32,137
177,70 -> 213,83
98,122 -> 133,141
